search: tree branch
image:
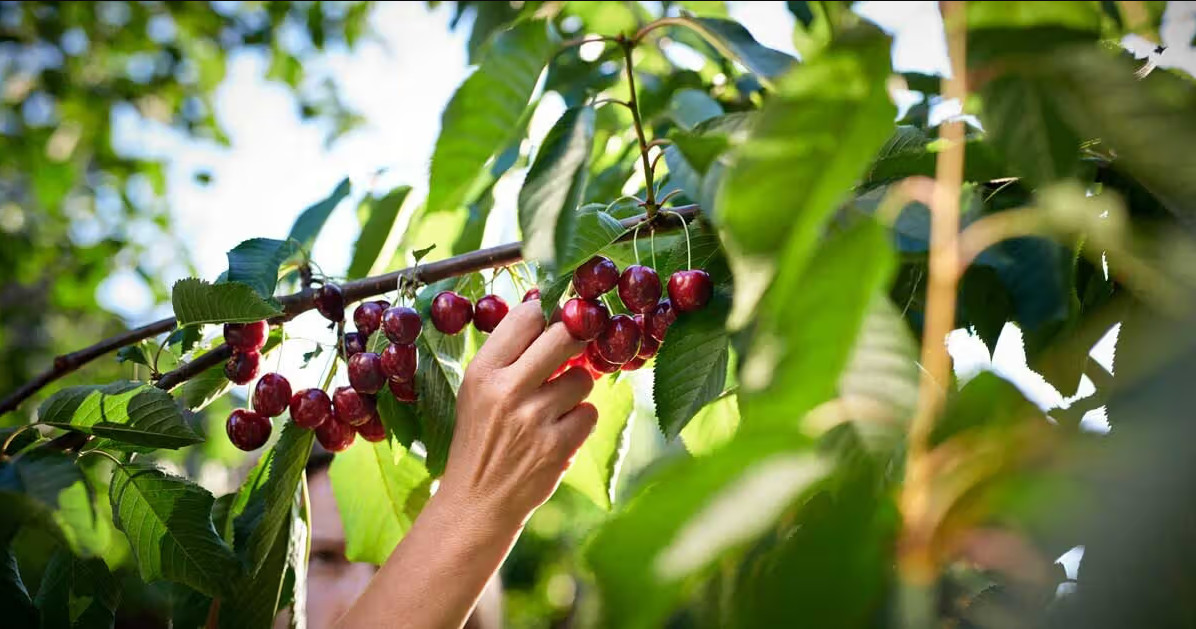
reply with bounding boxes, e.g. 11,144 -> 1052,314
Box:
2,206 -> 701,416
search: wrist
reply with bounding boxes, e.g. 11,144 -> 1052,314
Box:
433,472 -> 528,536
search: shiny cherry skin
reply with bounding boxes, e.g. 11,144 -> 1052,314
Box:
617,265 -> 662,314
381,343 -> 417,382
522,288 -> 541,302
633,314 -> 660,358
252,372 -> 291,417
584,342 -> 621,375
356,412 -> 386,442
223,320 -> 268,352
561,298 -> 609,342
343,331 -> 367,358
430,291 -> 473,335
315,416 -> 356,452
314,283 -> 345,322
473,295 -> 509,333
596,314 -> 642,364
388,378 -> 417,403
333,386 -> 376,427
644,300 -> 677,342
224,350 -> 260,385
353,301 -> 386,337
226,409 -> 272,451
373,299 -> 391,311
289,388 -> 333,429
381,306 -> 422,345
667,270 -> 713,312
572,256 -> 619,299
621,355 -> 648,371
348,352 -> 386,394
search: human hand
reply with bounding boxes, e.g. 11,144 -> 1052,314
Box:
439,300 -> 597,529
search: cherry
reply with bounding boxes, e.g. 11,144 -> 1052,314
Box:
644,300 -> 677,342
223,320 -> 268,352
315,416 -> 356,452
596,314 -> 641,364
373,299 -> 391,310
348,352 -> 386,394
667,270 -> 713,312
430,291 -> 473,335
381,343 -> 417,382
224,350 -> 260,385
473,294 -> 509,333
632,314 -> 660,358
314,283 -> 345,322
572,256 -> 619,299
353,301 -> 386,338
226,409 -> 272,451
356,412 -> 386,443
617,265 -> 661,314
561,298 -> 609,341
382,306 -> 422,344
333,386 -> 376,427
344,331 -> 367,358
522,288 -> 541,302
621,355 -> 648,371
289,388 -> 333,429
252,372 -> 292,417
584,342 -> 620,375
388,378 -> 418,403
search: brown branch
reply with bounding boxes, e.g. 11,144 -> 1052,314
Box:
2,206 -> 701,416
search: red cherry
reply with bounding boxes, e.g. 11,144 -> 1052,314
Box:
223,321 -> 268,352
617,265 -> 662,314
314,283 -> 345,322
252,372 -> 292,417
388,378 -> 418,403
473,295 -> 509,333
226,409 -> 272,451
289,388 -> 333,429
667,270 -> 713,312
357,412 -> 386,442
353,301 -> 386,338
584,342 -> 620,375
224,350 -> 260,385
572,256 -> 619,299
344,331 -> 367,358
522,288 -> 541,302
373,299 -> 391,311
621,355 -> 648,371
644,300 -> 677,342
633,314 -> 659,358
348,352 -> 385,394
315,416 -> 355,452
381,343 -> 417,382
430,291 -> 473,335
561,298 -> 609,341
382,306 -> 422,344
333,386 -> 375,427
596,314 -> 641,364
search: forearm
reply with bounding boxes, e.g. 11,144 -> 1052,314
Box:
333,484 -> 522,629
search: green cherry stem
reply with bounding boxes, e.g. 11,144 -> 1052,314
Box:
665,210 -> 692,269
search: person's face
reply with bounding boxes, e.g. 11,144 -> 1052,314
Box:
302,468 -> 377,628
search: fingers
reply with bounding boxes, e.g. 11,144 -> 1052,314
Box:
552,402 -> 598,459
527,368 -> 593,420
511,322 -> 587,385
472,300 -> 546,370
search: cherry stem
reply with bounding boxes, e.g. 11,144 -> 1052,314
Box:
620,37 -> 658,214
1,423 -> 34,458
658,189 -> 684,206
592,97 -> 634,111
651,226 -> 658,269
664,210 -> 693,269
77,448 -> 123,467
632,222 -> 643,265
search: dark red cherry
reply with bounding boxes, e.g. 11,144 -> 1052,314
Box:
633,314 -> 659,358
223,321 -> 268,352
572,256 -> 619,299
314,283 -> 345,322
315,416 -> 355,452
473,295 -> 509,333
344,331 -> 367,358
430,291 -> 473,335
617,265 -> 661,314
382,306 -> 422,344
596,314 -> 641,364
381,343 -> 417,382
356,412 -> 386,443
353,301 -> 386,337
561,298 -> 609,341
522,288 -> 541,302
388,378 -> 417,403
333,386 -> 375,427
584,342 -> 620,375
373,299 -> 391,311
621,355 -> 648,371
224,350 -> 260,385
348,352 -> 385,394
226,409 -> 272,451
252,372 -> 292,417
289,388 -> 333,429
667,270 -> 713,312
644,300 -> 677,342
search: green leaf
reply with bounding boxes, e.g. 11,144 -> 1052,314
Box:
233,423 -> 315,576
172,278 -> 282,326
861,125 -> 1006,189
680,393 -> 740,456
415,336 -> 462,477
167,325 -> 202,356
287,177 -> 351,251
980,73 -> 1082,186
666,89 -> 723,131
226,238 -> 300,300
673,17 -> 798,81
518,106 -> 596,269
116,345 -> 150,367
653,296 -> 730,438
109,462 -> 240,597
556,204 -> 627,273
586,433 -> 828,629
376,386 -> 420,449
34,549 -> 121,629
348,186 -> 411,280
218,494 -> 305,629
0,450 -> 95,554
330,439 -> 432,564
0,543 -> 36,627
412,244 -> 436,263
538,273 -> 572,321
175,363 -> 231,412
967,1 -> 1102,31
427,20 -> 555,214
563,375 -> 635,510
38,381 -> 202,449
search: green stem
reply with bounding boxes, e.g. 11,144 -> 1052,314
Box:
621,38 -> 658,213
